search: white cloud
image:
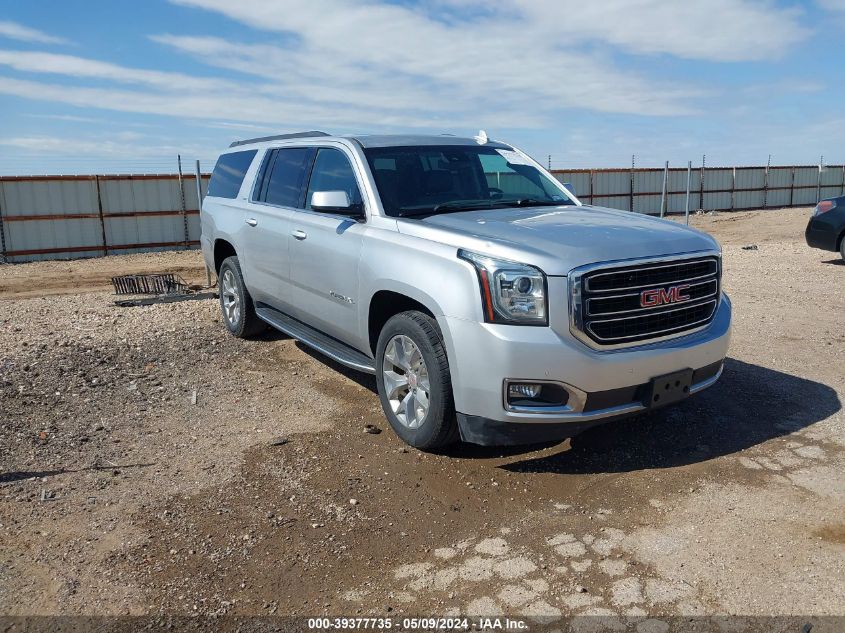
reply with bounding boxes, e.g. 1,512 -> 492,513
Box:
0,134 -> 210,158
515,0 -> 810,62
152,1 -> 704,119
0,21 -> 70,45
0,50 -> 233,92
169,0 -> 810,63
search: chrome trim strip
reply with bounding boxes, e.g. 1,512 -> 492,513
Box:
587,306 -> 717,343
568,250 -> 722,351
689,363 -> 724,394
503,379 -> 588,413
506,401 -> 647,421
586,280 -> 718,316
586,299 -> 718,343
585,258 -> 719,293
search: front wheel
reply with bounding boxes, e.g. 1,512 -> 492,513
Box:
375,311 -> 458,450
840,237 -> 845,262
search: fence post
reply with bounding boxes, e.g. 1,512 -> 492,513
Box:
94,176 -> 108,257
177,154 -> 189,247
699,154 -> 706,211
0,179 -> 7,263
816,155 -> 823,203
589,169 -> 594,205
763,154 -> 771,209
195,159 -> 212,287
629,154 -> 635,212
685,160 -> 691,225
841,165 -> 845,196
659,160 -> 668,217
194,160 -> 204,217
731,167 -> 736,211
789,166 -> 795,207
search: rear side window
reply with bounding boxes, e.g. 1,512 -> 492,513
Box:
262,148 -> 313,207
207,150 -> 257,199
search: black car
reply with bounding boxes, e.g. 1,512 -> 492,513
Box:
805,196 -> 845,262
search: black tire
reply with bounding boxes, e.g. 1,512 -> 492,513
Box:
840,236 -> 845,263
375,311 -> 458,450
218,256 -> 266,338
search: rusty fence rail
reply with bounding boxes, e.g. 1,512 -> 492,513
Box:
1,163 -> 843,263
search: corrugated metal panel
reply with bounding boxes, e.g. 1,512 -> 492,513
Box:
632,170 -> 662,214
0,177 -> 104,262
665,168 -> 700,214
792,167 -> 820,205
766,167 -> 792,207
552,172 -> 591,200
734,168 -> 765,209
702,169 -> 733,210
819,165 -> 845,200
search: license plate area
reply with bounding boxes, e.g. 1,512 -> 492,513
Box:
644,368 -> 694,408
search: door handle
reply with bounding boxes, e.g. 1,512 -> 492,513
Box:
245,218 -> 258,227
291,229 -> 308,240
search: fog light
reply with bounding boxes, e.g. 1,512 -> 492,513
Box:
508,383 -> 542,399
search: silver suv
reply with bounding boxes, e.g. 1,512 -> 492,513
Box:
200,131 -> 731,450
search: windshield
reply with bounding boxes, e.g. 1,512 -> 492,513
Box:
363,145 -> 575,217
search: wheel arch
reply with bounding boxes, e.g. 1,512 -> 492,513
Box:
367,288 -> 440,356
213,238 -> 237,273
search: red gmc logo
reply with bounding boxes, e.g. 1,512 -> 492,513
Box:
640,284 -> 691,308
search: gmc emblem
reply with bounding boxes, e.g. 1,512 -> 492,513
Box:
640,284 -> 691,308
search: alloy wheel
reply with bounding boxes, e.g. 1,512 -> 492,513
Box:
382,334 -> 430,429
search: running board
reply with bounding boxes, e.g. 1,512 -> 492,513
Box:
255,304 -> 376,374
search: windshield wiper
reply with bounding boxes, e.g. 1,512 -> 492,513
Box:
431,200 -> 504,214
510,198 -> 567,207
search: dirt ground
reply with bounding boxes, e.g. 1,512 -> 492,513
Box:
1,207 -> 843,630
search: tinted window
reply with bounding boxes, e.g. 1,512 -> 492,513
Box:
264,148 -> 312,207
305,148 -> 363,210
207,150 -> 257,199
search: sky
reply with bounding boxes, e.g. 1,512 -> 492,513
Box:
0,0 -> 844,175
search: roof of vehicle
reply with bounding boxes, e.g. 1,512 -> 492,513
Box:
227,131 -> 514,151
351,134 -> 513,149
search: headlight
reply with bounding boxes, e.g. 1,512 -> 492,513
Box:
458,249 -> 548,325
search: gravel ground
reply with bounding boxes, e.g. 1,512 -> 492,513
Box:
0,207 -> 843,629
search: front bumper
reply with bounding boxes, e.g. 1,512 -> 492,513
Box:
440,292 -> 731,445
456,361 -> 722,445
805,214 -> 841,252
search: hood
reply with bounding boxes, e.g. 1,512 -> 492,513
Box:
396,204 -> 720,276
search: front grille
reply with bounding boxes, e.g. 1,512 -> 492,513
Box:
572,255 -> 721,347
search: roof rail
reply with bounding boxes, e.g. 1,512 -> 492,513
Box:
229,131 -> 331,148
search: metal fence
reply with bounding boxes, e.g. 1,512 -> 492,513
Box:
0,172 -> 209,263
550,164 -> 845,214
1,162 -> 843,263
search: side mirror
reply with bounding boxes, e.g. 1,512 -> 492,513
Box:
310,190 -> 365,219
311,190 -> 351,210
562,182 -> 576,197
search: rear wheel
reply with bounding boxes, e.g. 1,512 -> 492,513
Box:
840,235 -> 845,262
375,311 -> 457,450
218,256 -> 266,338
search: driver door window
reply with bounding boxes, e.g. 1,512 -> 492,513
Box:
305,148 -> 363,212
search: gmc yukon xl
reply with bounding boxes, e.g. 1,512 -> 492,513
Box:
200,131 -> 731,450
